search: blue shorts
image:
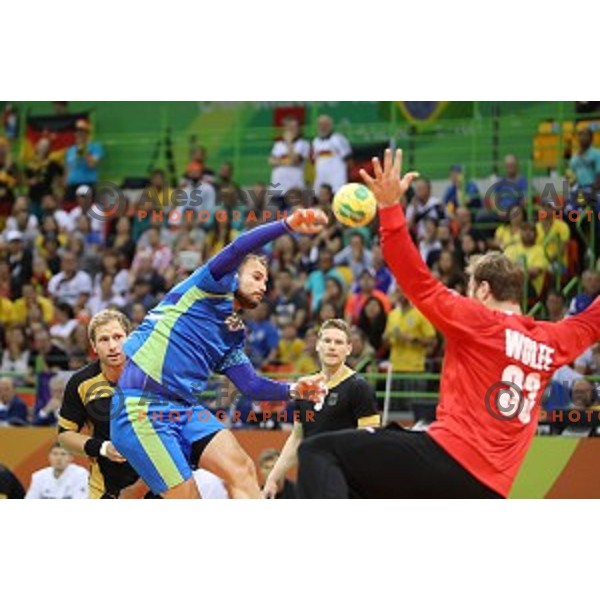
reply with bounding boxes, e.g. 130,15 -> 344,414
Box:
111,360 -> 224,495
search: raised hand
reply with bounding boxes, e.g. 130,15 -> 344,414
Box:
286,208 -> 329,235
359,148 -> 420,208
293,373 -> 327,404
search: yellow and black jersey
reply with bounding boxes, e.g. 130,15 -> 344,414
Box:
295,366 -> 380,439
58,361 -> 139,499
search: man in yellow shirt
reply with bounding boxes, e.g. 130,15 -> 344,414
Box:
536,207 -> 570,270
276,322 -> 305,366
383,288 -> 436,408
384,288 -> 436,372
505,222 -> 548,297
12,282 -> 54,325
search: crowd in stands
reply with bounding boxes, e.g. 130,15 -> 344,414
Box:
0,110 -> 599,429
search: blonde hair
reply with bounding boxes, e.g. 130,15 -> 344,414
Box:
88,309 -> 132,343
466,253 -> 524,303
318,318 -> 351,341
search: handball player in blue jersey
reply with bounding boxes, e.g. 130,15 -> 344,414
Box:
111,209 -> 328,498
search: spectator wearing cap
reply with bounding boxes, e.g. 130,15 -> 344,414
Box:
64,119 -> 103,201
442,165 -> 481,214
66,185 -> 104,240
0,377 -> 28,426
344,268 -> 392,325
47,251 -> 93,308
334,231 -> 373,281
5,230 -> 33,299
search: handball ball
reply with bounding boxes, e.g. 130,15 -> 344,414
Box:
332,183 -> 377,228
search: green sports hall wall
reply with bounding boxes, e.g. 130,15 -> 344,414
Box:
14,101 -> 577,185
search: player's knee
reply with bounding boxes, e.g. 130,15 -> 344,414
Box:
224,452 -> 257,486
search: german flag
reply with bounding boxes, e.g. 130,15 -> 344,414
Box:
22,112 -> 90,162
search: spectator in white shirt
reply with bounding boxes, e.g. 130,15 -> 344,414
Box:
312,115 -> 352,193
269,116 -> 310,197
334,231 -> 373,281
0,326 -> 31,384
25,443 -> 89,499
575,344 -> 600,376
47,251 -> 93,308
171,161 -> 217,227
87,273 -> 126,315
67,185 -> 104,238
406,178 -> 445,241
135,226 -> 173,273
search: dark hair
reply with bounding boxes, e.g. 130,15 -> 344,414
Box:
56,302 -> 75,320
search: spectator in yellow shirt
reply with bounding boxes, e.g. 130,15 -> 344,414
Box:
0,297 -> 14,326
294,327 -> 320,375
493,206 -> 524,251
276,322 -> 305,366
12,282 -> 54,325
536,206 -> 570,270
384,288 -> 437,373
383,288 -> 436,408
505,222 -> 548,297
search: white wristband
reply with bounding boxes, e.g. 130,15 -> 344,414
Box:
100,441 -> 110,457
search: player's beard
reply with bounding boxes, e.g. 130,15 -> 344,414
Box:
234,289 -> 261,310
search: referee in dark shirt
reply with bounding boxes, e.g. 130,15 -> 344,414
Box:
262,319 -> 379,498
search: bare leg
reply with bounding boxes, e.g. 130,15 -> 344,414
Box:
162,478 -> 201,499
199,430 -> 261,499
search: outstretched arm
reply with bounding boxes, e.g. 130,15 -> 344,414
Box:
223,360 -> 326,403
208,209 -> 328,280
361,149 -> 483,338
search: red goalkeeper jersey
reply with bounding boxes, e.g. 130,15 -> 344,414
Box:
380,204 -> 600,497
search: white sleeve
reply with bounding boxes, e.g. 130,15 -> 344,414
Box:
47,274 -> 59,297
72,468 -> 89,499
336,134 -> 352,159
80,272 -> 93,295
25,473 -> 42,499
574,348 -> 592,370
271,141 -> 283,158
298,139 -> 311,160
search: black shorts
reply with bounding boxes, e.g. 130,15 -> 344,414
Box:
297,424 -> 502,499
